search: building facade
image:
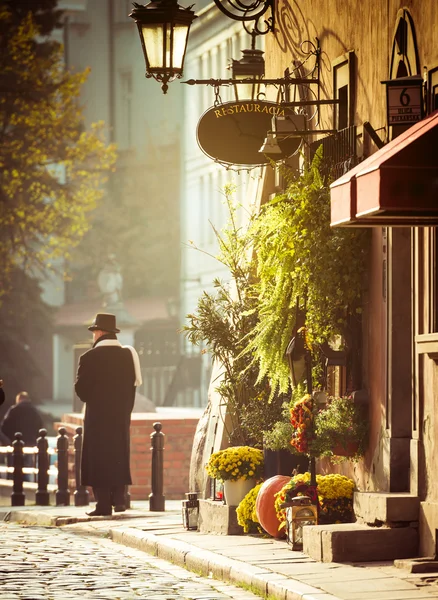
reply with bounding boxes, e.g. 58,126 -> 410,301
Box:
260,0 -> 438,555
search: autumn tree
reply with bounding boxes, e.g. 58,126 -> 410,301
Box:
0,1 -> 116,409
0,3 -> 116,293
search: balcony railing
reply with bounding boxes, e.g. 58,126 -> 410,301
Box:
310,125 -> 357,181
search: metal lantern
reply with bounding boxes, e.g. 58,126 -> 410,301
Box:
130,0 -> 197,94
231,46 -> 265,101
286,496 -> 318,551
182,492 -> 199,530
285,328 -> 308,389
210,478 -> 224,501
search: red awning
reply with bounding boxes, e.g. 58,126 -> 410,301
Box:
330,110 -> 438,227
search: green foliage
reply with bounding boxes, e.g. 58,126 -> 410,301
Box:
245,151 -> 370,396
0,6 -> 116,291
182,188 -> 285,446
236,482 -> 263,533
310,396 -> 368,461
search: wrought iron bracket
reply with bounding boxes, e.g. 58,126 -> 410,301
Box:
212,0 -> 275,36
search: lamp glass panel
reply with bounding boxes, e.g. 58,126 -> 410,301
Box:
172,23 -> 189,71
233,77 -> 262,101
142,24 -> 165,69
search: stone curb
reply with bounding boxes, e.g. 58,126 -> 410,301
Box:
109,526 -> 342,600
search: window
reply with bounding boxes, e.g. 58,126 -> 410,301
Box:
332,52 -> 355,131
389,9 -> 420,80
428,67 -> 438,113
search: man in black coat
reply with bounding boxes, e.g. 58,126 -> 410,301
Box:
75,313 -> 142,516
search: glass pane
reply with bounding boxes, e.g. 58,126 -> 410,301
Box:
172,23 -> 189,70
142,24 -> 164,69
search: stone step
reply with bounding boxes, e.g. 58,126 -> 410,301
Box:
395,557 -> 438,573
304,523 -> 418,563
354,492 -> 420,524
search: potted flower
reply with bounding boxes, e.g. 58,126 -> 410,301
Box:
310,395 -> 368,460
236,483 -> 263,533
274,472 -> 355,531
206,446 -> 264,506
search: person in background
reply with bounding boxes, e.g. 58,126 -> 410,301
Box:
1,391 -> 43,446
1,391 -> 43,481
0,379 -> 4,407
75,313 -> 142,517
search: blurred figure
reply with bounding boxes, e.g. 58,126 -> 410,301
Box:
1,391 -> 43,481
1,391 -> 43,445
0,379 -> 4,406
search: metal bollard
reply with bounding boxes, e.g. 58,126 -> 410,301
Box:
73,427 -> 89,506
36,429 -> 50,506
55,427 -> 70,506
11,432 -> 25,506
124,485 -> 131,510
149,422 -> 165,511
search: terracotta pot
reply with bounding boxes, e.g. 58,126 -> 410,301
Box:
223,478 -> 256,506
255,475 -> 291,538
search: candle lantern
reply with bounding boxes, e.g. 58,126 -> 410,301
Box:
210,478 -> 224,501
182,492 -> 199,530
286,495 -> 318,551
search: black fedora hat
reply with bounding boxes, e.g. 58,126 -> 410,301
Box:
88,313 -> 120,333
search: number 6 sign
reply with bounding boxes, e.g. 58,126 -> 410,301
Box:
382,75 -> 424,126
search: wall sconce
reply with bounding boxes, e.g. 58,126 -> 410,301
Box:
182,492 -> 199,530
286,496 -> 318,551
129,0 -> 197,94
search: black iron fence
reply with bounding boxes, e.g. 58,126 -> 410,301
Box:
0,427 -> 88,507
0,422 -> 165,510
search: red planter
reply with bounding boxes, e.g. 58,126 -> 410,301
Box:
331,441 -> 359,457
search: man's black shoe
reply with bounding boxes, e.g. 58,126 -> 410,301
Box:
114,505 -> 126,512
86,509 -> 112,517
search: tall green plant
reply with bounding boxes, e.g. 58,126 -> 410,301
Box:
245,151 -> 370,397
181,186 -> 285,447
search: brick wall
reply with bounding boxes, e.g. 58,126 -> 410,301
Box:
54,409 -> 203,501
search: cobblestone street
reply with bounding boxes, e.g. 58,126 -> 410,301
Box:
0,523 -> 259,600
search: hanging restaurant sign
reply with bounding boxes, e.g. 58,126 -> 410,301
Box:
196,100 -> 305,166
382,75 -> 424,126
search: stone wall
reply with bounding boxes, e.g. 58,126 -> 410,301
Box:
54,409 -> 202,501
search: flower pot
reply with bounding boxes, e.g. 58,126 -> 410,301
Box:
223,478 -> 256,506
332,441 -> 359,457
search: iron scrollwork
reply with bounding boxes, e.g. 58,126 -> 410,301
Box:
213,0 -> 275,35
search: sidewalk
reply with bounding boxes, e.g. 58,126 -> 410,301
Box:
2,500 -> 438,600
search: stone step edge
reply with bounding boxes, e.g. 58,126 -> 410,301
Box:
109,526 -> 342,600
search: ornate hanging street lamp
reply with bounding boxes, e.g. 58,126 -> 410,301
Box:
129,0 -> 197,94
230,33 -> 265,100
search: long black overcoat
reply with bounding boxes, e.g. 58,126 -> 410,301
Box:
74,343 -> 136,487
